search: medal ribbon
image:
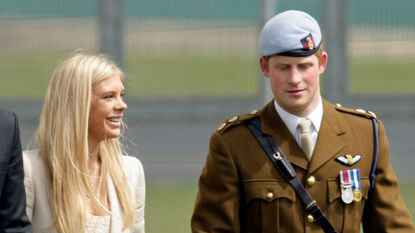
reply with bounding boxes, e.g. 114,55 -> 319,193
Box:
351,168 -> 361,191
340,170 -> 350,186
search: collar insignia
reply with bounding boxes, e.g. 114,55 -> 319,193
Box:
336,154 -> 361,166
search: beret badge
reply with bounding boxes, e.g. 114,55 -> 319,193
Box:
301,33 -> 315,51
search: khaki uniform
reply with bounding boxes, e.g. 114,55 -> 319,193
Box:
191,100 -> 415,233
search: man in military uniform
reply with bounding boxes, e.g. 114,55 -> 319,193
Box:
191,10 -> 415,232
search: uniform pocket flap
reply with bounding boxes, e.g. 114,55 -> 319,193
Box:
243,179 -> 295,204
328,177 -> 370,203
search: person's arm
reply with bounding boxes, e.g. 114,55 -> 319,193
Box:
0,111 -> 32,232
362,120 -> 415,232
191,132 -> 241,233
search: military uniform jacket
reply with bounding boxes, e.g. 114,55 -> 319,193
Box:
191,100 -> 415,233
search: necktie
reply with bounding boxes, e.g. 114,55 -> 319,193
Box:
298,118 -> 313,161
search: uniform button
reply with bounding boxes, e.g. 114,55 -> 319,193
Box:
307,214 -> 315,223
266,192 -> 274,201
307,176 -> 316,186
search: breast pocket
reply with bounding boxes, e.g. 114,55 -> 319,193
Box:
327,177 -> 370,232
242,179 -> 296,233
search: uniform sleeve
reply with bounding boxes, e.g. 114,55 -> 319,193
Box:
0,112 -> 32,232
362,120 -> 415,232
131,157 -> 145,233
191,132 -> 241,233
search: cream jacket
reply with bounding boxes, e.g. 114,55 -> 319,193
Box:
23,149 -> 145,233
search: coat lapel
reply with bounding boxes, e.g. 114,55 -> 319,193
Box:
308,100 -> 346,174
108,175 -> 129,233
260,102 -> 309,170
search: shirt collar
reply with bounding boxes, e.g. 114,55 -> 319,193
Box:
273,97 -> 323,137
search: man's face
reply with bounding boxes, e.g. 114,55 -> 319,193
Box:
260,52 -> 327,117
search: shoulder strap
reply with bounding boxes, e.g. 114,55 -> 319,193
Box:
244,118 -> 338,233
370,119 -> 379,190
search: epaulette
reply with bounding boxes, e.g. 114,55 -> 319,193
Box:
334,103 -> 377,119
216,109 -> 260,133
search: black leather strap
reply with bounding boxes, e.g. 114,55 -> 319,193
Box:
369,119 -> 379,190
245,118 -> 338,233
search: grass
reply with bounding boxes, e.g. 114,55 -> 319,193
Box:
350,58 -> 415,95
0,50 -> 259,99
146,182 -> 415,233
1,51 -> 414,99
124,53 -> 259,98
401,182 -> 415,221
146,183 -> 197,233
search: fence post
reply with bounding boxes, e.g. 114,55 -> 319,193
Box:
260,0 -> 277,104
98,0 -> 124,67
321,0 -> 348,104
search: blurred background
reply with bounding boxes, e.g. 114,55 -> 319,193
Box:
1,0 -> 414,232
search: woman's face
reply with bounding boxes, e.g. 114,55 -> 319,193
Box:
88,75 -> 127,144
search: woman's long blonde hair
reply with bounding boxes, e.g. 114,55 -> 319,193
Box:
36,52 -> 134,233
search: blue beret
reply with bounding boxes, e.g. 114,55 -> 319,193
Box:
258,10 -> 322,57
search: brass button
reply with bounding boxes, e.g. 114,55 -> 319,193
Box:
307,176 -> 316,186
307,214 -> 315,223
228,116 -> 238,123
266,192 -> 274,201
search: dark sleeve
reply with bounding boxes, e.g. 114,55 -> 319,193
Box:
0,111 -> 32,233
362,120 -> 415,232
191,132 -> 241,233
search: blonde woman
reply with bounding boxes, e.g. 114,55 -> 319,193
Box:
23,53 -> 145,233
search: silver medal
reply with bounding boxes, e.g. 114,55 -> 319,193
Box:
339,170 -> 354,204
341,184 -> 354,204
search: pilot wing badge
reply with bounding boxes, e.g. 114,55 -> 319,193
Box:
336,154 -> 361,166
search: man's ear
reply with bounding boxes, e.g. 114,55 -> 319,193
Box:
319,52 -> 328,73
259,57 -> 270,77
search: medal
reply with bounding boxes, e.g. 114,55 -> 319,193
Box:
340,170 -> 354,204
341,184 -> 354,204
351,168 -> 362,202
353,189 -> 362,202
340,169 -> 362,204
